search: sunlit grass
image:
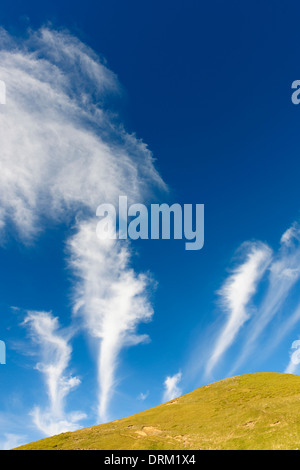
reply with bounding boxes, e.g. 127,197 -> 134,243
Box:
16,373 -> 300,450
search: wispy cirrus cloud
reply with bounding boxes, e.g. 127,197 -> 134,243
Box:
0,28 -> 165,428
163,371 -> 182,402
202,223 -> 300,380
231,224 -> 300,373
24,311 -> 85,436
206,242 -> 272,376
0,28 -> 164,242
69,221 -> 154,421
0,433 -> 27,450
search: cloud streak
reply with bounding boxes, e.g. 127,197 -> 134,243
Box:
24,311 -> 85,436
231,224 -> 300,373
206,242 -> 272,375
69,222 -> 154,421
202,222 -> 300,380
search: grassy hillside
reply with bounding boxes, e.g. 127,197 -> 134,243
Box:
16,373 -> 300,450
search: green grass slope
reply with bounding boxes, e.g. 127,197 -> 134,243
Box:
16,373 -> 300,450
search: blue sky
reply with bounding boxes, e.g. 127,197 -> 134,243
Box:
1,0 -> 300,449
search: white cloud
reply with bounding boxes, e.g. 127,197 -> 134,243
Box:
206,242 -> 272,375
231,224 -> 300,373
69,221 -> 154,421
24,311 -> 85,436
0,28 -> 165,425
0,29 -> 164,241
285,359 -> 298,375
138,391 -> 149,401
163,372 -> 182,402
285,340 -> 300,375
0,433 -> 27,450
280,224 -> 300,247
